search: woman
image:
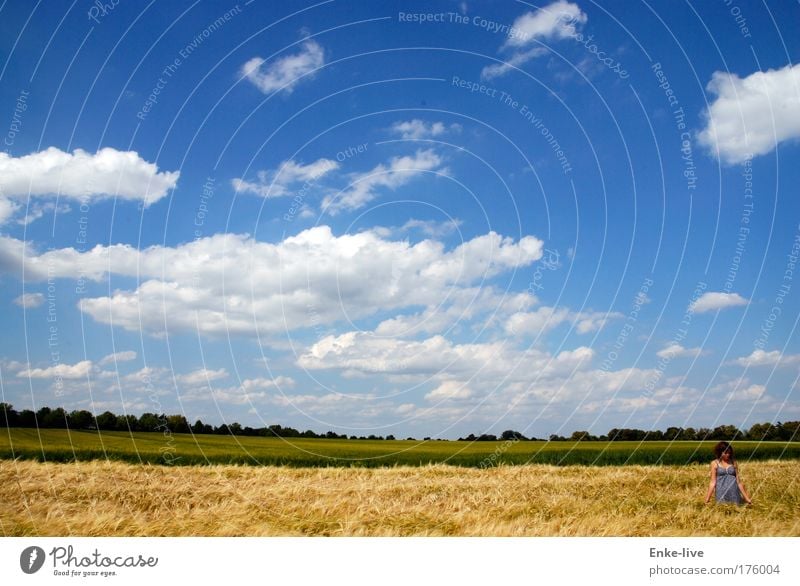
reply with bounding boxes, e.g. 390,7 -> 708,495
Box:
704,441 -> 752,505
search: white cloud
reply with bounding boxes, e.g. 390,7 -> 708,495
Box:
504,1 -> 586,47
323,149 -> 446,214
240,376 -> 295,391
267,391 -> 377,415
0,198 -> 20,224
16,202 -> 71,226
727,383 -> 767,402
656,343 -> 705,359
589,384 -> 700,413
505,307 -> 620,336
13,292 -> 44,308
177,368 -> 229,387
241,40 -> 325,94
17,360 -> 93,379
183,375 -> 296,405
690,292 -> 748,313
397,218 -> 462,238
0,147 -> 179,207
1,226 -> 542,337
708,377 -> 768,403
98,350 -> 137,366
372,218 -> 463,240
481,1 -> 587,80
389,119 -> 461,139
298,331 -> 594,381
505,306 -> 570,336
698,63 -> 800,164
481,47 -> 549,80
574,311 -> 622,334
121,366 -> 169,386
734,349 -> 800,367
232,158 -> 338,198
425,380 -> 473,401
374,289 -> 534,338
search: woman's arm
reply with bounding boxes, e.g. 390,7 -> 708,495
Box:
736,465 -> 753,504
704,461 -> 717,503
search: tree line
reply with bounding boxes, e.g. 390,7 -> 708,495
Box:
1,403 -> 798,442
0,403 -> 397,440
462,422 -> 799,442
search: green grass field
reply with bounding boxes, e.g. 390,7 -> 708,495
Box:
2,428 -> 799,467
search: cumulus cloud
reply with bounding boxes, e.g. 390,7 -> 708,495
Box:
482,47 -> 549,80
240,376 -> 295,391
374,289 -> 534,338
13,292 -> 44,308
177,368 -> 229,387
734,349 -> 800,367
504,307 -> 621,336
726,383 -> 767,402
182,375 -> 296,405
574,311 -> 623,334
373,218 -> 463,241
698,63 -> 800,164
389,119 -> 462,139
298,331 -> 593,381
690,292 -> 748,313
0,147 -> 179,208
656,343 -> 705,359
267,390 -> 375,415
323,149 -> 446,214
504,0 -> 586,47
0,199 -> 20,225
98,350 -> 138,366
293,331 -> 664,426
232,157 -> 338,198
589,384 -> 700,413
241,40 -> 324,94
481,1 -> 587,80
505,306 -> 570,336
0,226 -> 543,337
397,218 -> 463,238
425,380 -> 473,401
17,360 -> 93,379
15,202 -> 71,226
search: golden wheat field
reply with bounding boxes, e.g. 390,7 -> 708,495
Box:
1,459 -> 798,536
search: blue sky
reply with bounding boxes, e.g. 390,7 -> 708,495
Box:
1,0 -> 799,438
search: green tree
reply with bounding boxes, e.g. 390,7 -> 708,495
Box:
710,425 -> 742,440
35,406 -> 52,426
502,430 -> 527,441
191,419 -> 212,434
138,412 -> 161,432
41,407 -> 68,428
779,421 -> 800,441
166,415 -> 190,434
95,411 -> 117,430
0,403 -> 18,427
68,410 -> 94,429
570,431 -> 591,441
18,409 -> 36,427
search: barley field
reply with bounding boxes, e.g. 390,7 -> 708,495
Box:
2,459 -> 798,536
3,428 -> 800,466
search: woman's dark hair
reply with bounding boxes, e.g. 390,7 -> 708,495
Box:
713,441 -> 735,461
